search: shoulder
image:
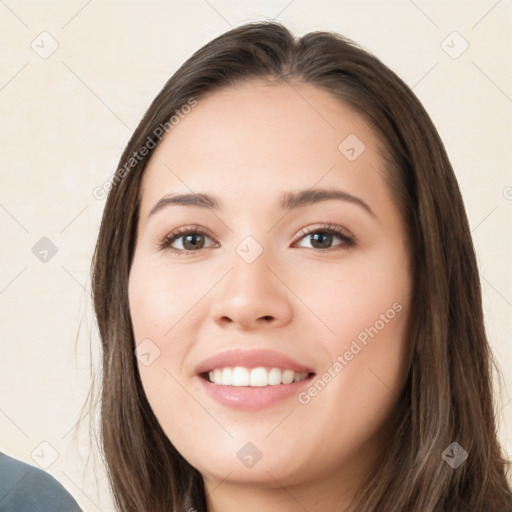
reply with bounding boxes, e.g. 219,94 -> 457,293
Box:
0,453 -> 81,511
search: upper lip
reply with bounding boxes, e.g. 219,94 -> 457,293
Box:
195,349 -> 315,375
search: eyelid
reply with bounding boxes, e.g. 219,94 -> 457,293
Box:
159,222 -> 356,254
158,225 -> 218,252
294,223 -> 355,243
292,224 -> 356,252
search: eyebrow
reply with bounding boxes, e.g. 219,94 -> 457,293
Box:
148,188 -> 375,218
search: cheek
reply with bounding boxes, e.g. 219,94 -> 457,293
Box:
296,244 -> 411,420
297,244 -> 410,347
128,256 -> 215,414
298,247 -> 411,441
128,257 -> 208,346
303,297 -> 410,463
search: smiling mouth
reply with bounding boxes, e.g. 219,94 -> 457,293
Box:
202,367 -> 315,387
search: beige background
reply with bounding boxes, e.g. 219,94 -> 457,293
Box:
0,1 -> 510,510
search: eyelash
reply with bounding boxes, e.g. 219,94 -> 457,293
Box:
158,223 -> 356,255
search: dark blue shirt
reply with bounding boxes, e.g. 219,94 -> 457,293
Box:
0,453 -> 81,511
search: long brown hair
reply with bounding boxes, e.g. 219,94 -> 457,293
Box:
91,21 -> 512,511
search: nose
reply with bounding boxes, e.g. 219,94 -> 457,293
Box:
210,249 -> 293,331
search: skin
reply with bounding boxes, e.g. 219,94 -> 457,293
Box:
128,80 -> 413,511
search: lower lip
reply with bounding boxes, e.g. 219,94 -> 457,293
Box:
196,375 -> 314,410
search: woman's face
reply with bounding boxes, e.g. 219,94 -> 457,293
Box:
129,81 -> 412,502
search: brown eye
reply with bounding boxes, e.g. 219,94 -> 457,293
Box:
295,225 -> 355,251
160,228 -> 216,253
180,233 -> 207,250
307,231 -> 334,249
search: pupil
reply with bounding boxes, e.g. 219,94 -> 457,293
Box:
184,234 -> 203,250
311,232 -> 332,249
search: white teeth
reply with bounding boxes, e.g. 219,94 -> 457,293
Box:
206,366 -> 309,386
232,367 -> 250,386
268,367 -> 282,385
281,369 -> 295,384
249,367 -> 268,387
221,367 -> 232,385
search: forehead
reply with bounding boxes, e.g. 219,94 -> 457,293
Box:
139,80 -> 386,215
